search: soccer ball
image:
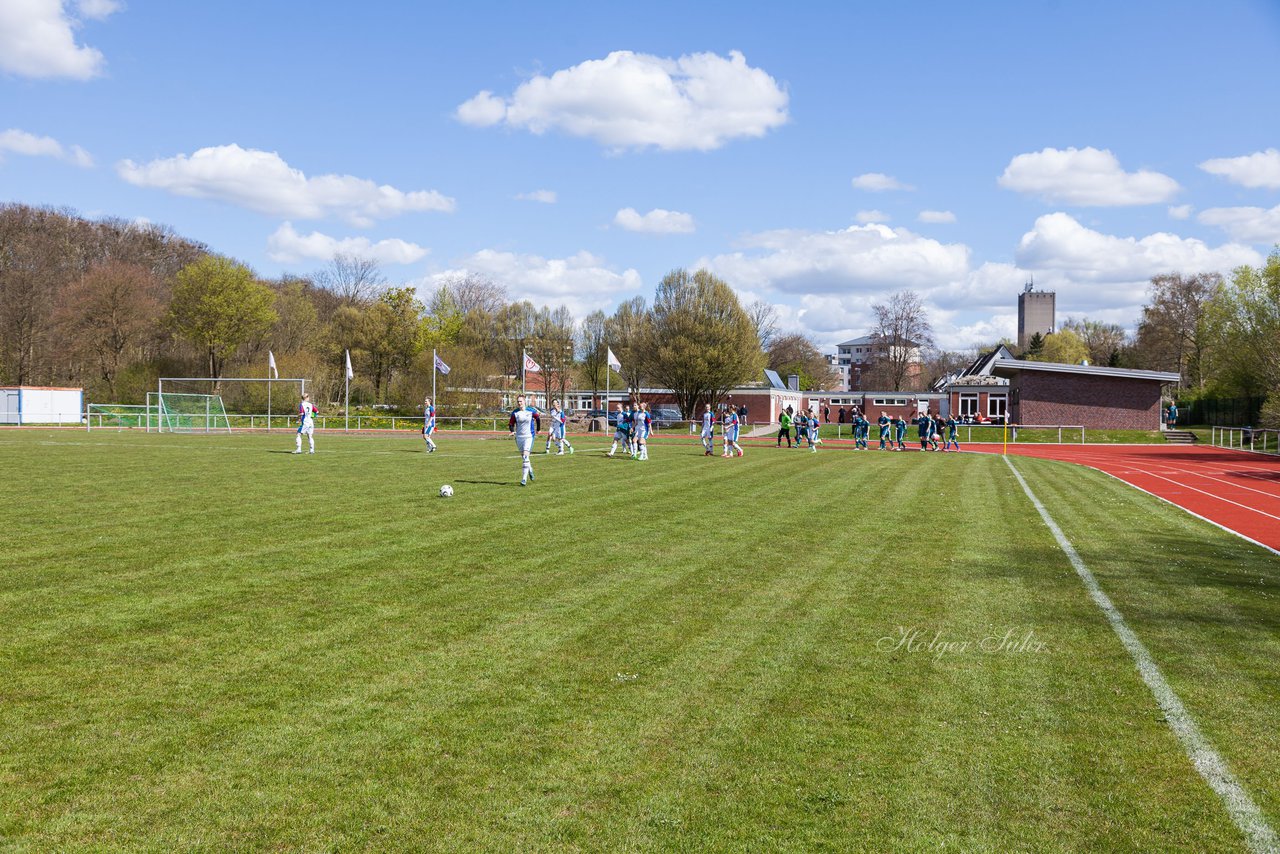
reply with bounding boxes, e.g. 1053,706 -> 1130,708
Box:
439,484 -> 454,498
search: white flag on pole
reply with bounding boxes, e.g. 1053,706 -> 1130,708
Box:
523,352 -> 542,373
434,353 -> 451,375
607,347 -> 622,373
345,349 -> 354,380
268,350 -> 279,379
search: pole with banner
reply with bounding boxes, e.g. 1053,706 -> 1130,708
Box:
344,349 -> 354,431
606,346 -> 622,419
267,350 -> 278,431
433,350 -> 450,410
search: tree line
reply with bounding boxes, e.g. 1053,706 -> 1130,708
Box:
2,204 -> 1276,423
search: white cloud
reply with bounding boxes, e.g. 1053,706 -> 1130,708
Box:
266,223 -> 429,266
918,210 -> 956,224
76,0 -> 120,20
515,189 -> 557,204
1015,212 -> 1260,289
1199,149 -> 1280,189
117,144 -> 455,226
425,249 -> 642,316
1197,205 -> 1280,245
0,0 -> 117,80
698,222 -> 970,296
0,129 -> 93,167
854,210 -> 889,224
614,207 -> 695,234
1168,204 -> 1193,220
998,146 -> 1180,206
852,173 -> 913,192
455,50 -> 788,152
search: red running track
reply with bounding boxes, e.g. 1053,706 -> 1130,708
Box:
968,444 -> 1280,554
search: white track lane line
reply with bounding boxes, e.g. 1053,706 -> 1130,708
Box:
1005,456 -> 1279,853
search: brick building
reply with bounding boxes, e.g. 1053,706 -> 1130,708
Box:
990,360 -> 1180,430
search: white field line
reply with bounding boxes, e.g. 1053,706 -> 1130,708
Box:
1004,456 -> 1279,853
1096,466 -> 1280,524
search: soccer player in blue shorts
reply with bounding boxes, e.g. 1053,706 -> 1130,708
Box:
878,412 -> 891,450
422,396 -> 437,453
945,414 -> 960,451
508,394 -> 541,485
607,403 -> 629,457
701,404 -> 715,455
809,413 -> 822,452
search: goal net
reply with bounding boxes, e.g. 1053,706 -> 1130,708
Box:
148,392 -> 232,433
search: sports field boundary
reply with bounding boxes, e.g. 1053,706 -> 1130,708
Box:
1005,456 -> 1280,854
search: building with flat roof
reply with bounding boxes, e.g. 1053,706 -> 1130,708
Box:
990,360 -> 1180,430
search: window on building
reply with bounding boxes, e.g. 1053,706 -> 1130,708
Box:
871,397 -> 908,407
959,394 -> 978,417
988,394 -> 1007,418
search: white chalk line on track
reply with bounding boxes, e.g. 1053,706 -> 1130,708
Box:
1065,456 -> 1280,505
1004,456 -> 1280,853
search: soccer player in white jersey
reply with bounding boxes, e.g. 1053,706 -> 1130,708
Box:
700,404 -> 715,455
722,407 -> 743,457
508,394 -> 540,485
635,402 -> 651,461
293,393 -> 317,454
422,396 -> 437,453
549,399 -> 574,455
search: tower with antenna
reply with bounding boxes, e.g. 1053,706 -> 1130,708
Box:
1017,277 -> 1055,350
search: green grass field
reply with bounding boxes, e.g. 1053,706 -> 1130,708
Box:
3,430 -> 1278,851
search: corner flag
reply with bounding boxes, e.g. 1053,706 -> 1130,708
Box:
268,350 -> 279,379
607,347 -> 622,373
345,349 -> 354,380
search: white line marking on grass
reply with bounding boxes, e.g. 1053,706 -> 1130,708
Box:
1004,456 -> 1280,853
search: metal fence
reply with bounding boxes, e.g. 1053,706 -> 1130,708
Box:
1183,396 -> 1263,427
1210,426 -> 1280,454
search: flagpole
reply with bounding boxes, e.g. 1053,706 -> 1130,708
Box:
522,349 -> 527,399
432,348 -> 437,404
267,371 -> 272,432
344,351 -> 350,432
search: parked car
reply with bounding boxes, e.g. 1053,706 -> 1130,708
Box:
649,407 -> 682,427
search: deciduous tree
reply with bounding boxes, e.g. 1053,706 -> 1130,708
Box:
168,256 -> 277,382
644,268 -> 763,417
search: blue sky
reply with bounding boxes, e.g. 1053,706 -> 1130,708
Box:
3,0 -> 1279,350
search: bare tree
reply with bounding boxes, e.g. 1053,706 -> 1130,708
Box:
532,305 -> 576,407
746,299 -> 780,351
55,261 -> 162,397
606,296 -> 649,393
1059,318 -> 1130,366
767,332 -> 837,390
577,309 -> 608,406
314,253 -> 386,305
1135,273 -> 1218,387
435,273 -> 508,316
868,290 -> 933,391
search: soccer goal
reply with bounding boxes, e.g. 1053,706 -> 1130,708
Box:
151,377 -> 308,432
147,391 -> 232,433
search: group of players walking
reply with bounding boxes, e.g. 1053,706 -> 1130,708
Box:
310,393 -> 962,485
824,408 -> 962,452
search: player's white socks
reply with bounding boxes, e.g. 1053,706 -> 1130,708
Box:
424,435 -> 436,451
522,452 -> 532,481
296,434 -> 314,453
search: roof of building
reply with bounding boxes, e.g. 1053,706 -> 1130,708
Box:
837,335 -> 877,347
990,359 -> 1180,383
